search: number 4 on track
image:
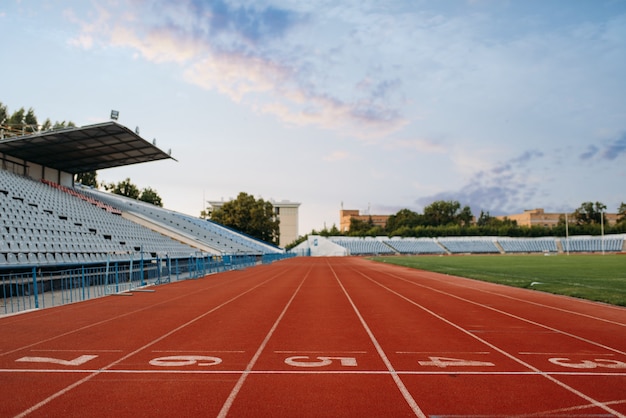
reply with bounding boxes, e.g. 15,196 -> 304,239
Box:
418,356 -> 495,368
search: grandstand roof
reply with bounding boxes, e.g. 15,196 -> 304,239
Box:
0,121 -> 174,174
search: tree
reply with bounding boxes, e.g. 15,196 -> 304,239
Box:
476,210 -> 517,228
53,120 -> 76,129
104,178 -> 163,206
0,102 -> 8,125
75,171 -> 98,188
210,192 -> 280,245
574,201 -> 606,225
0,103 -> 75,136
104,178 -> 140,199
423,200 -> 473,226
457,205 -> 473,227
24,108 -> 38,133
386,209 -> 422,233
617,203 -> 626,224
348,217 -> 375,236
139,187 -> 163,207
319,224 -> 340,237
8,107 -> 25,134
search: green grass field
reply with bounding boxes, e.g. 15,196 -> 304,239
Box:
370,254 -> 626,307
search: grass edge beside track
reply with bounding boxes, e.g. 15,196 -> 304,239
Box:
369,254 -> 626,307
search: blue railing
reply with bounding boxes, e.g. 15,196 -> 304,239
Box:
1,253 -> 294,315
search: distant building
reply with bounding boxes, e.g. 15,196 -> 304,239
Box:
207,199 -> 300,248
497,208 -> 619,228
339,209 -> 389,233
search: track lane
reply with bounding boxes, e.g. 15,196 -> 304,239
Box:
369,259 -> 626,331
1,262 -> 298,417
1,257 -> 624,417
227,257 -> 424,417
343,257 -> 626,417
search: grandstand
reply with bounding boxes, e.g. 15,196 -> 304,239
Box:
497,237 -> 558,253
437,237 -> 501,254
383,237 -> 446,254
562,235 -> 625,253
0,121 -> 289,314
292,235 -> 626,256
76,184 -> 282,256
329,237 -> 395,256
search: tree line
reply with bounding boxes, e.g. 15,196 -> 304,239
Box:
1,101 -> 164,207
286,200 -> 626,249
0,101 -> 75,135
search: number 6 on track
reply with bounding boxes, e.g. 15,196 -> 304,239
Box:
149,355 -> 222,367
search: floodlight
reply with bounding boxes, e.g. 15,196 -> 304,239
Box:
110,110 -> 119,120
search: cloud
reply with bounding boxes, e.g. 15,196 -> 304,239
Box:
323,150 -> 353,162
579,132 -> 626,161
197,0 -> 298,42
416,149 -> 544,215
601,132 -> 626,160
384,138 -> 446,154
580,144 -> 599,160
65,0 -> 407,138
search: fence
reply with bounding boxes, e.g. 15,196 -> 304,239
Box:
1,253 -> 294,315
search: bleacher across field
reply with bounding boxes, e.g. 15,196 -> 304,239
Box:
298,234 -> 626,256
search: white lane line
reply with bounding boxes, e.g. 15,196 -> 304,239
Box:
328,262 -> 427,418
510,399 -> 626,418
371,264 -> 626,327
0,271 -> 260,359
518,352 -> 616,356
13,272 -> 285,418
216,268 -> 309,418
150,350 -> 246,353
274,350 -> 368,354
3,368 -> 626,377
29,349 -> 124,353
356,270 -> 626,418
380,269 -> 626,356
396,351 -> 490,354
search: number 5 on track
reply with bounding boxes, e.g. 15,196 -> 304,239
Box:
285,356 -> 358,367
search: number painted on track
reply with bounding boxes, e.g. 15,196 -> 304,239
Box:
149,355 -> 222,367
418,356 -> 495,368
548,358 -> 626,369
284,356 -> 358,367
16,355 -> 98,366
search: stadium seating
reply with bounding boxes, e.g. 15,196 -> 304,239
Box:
383,238 -> 445,254
330,237 -> 395,255
497,237 -> 558,253
0,170 -> 204,266
294,234 -> 625,257
76,185 -> 282,256
561,236 -> 625,252
437,237 -> 501,254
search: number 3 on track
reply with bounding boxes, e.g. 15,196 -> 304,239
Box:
549,358 -> 626,369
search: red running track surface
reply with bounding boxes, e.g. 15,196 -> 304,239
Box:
1,257 -> 625,417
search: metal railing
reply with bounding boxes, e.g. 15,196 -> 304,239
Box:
1,253 -> 295,315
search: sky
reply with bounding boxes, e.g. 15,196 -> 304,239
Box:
2,0 -> 625,237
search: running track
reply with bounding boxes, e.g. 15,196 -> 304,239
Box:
1,257 -> 625,417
